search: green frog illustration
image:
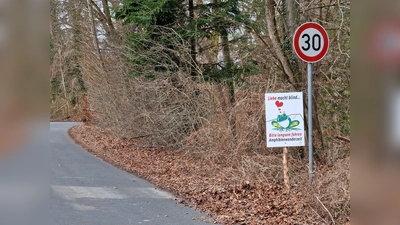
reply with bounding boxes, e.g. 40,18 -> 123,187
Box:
271,113 -> 300,131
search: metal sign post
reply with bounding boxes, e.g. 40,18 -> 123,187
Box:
307,63 -> 313,180
293,22 -> 329,181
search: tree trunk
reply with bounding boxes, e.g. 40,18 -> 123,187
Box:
284,0 -> 299,36
101,0 -> 120,43
86,0 -> 105,70
101,0 -> 115,32
189,0 -> 197,77
221,29 -> 234,105
265,0 -> 296,89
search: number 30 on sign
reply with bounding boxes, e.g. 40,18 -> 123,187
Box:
293,22 -> 329,63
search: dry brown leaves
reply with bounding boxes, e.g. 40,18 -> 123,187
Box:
68,124 -> 333,225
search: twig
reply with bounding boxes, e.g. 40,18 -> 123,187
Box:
336,0 -> 350,59
335,135 -> 350,143
309,205 -> 328,224
316,195 -> 335,225
129,134 -> 153,140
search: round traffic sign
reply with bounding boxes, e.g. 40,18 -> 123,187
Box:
293,22 -> 329,63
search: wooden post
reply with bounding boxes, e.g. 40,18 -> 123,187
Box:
283,147 -> 290,190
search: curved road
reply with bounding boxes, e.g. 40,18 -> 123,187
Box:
51,122 -> 213,225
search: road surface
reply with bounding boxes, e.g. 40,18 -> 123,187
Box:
51,122 -> 213,225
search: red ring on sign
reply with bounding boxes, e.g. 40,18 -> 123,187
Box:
293,22 -> 329,63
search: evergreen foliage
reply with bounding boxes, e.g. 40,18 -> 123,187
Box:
114,0 -> 257,84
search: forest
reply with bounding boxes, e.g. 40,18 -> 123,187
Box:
51,0 -> 350,223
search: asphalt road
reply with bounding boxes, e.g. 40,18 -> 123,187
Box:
50,122 -> 213,225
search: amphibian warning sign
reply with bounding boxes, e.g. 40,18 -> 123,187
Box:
265,92 -> 305,147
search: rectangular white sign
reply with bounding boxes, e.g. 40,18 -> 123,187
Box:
265,92 -> 305,147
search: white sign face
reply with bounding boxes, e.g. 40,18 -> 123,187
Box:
298,28 -> 325,57
265,92 -> 305,147
293,22 -> 329,63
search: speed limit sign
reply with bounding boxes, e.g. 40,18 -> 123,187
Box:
292,22 -> 329,180
293,22 -> 329,63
